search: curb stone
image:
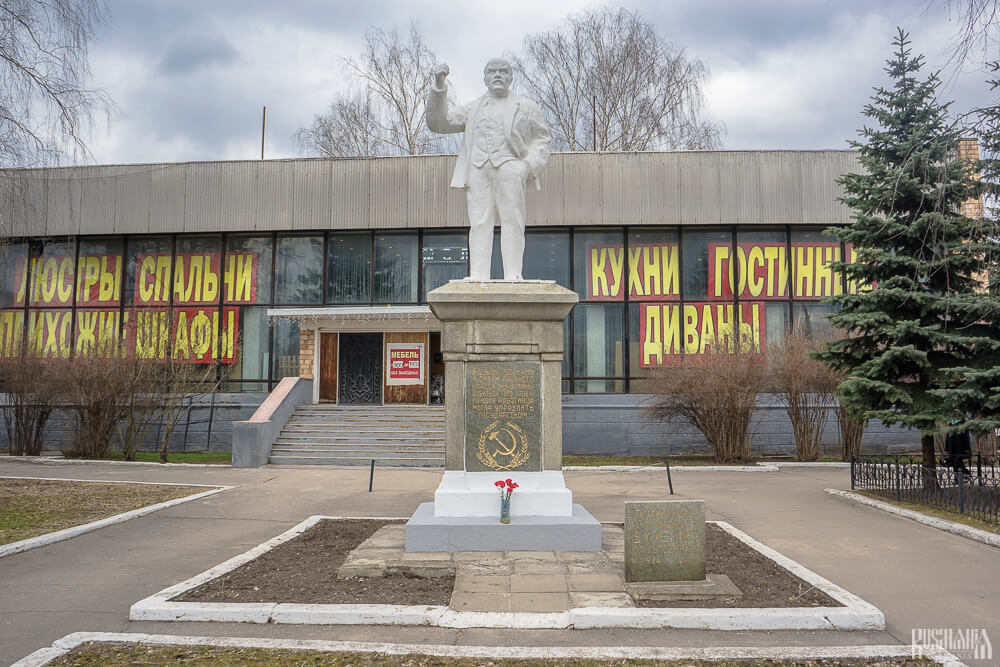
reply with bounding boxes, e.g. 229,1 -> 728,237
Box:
0,455 -> 229,467
825,488 -> 1000,549
129,516 -> 885,631
564,465 -> 779,472
0,478 -> 232,559
761,462 -> 851,468
11,632 -> 966,667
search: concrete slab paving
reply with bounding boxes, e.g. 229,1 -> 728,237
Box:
509,592 -> 571,612
510,574 -> 568,593
1,460 -> 998,666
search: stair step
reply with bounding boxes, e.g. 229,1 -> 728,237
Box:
272,448 -> 443,455
280,429 -> 444,440
271,441 -> 445,451
269,455 -> 444,467
270,404 -> 447,466
285,421 -> 444,433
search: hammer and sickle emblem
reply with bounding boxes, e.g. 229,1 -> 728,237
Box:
476,419 -> 529,471
489,428 -> 518,458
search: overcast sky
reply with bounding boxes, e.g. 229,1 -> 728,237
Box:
83,0 -> 995,165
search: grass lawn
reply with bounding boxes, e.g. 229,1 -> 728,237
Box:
562,454 -> 844,467
854,490 -> 1000,536
63,450 -> 232,464
0,478 -> 213,546
47,643 -> 933,666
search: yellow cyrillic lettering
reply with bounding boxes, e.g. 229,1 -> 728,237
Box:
683,303 -> 699,355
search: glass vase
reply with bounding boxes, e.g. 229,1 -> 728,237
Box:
500,496 -> 511,524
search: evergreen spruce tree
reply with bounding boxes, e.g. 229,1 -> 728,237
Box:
819,29 -> 998,473
934,66 -> 1000,439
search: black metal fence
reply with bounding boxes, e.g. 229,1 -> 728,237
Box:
851,455 -> 1000,526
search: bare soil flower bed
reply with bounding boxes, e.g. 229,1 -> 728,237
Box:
176,519 -> 455,605
176,519 -> 839,609
638,524 -> 839,608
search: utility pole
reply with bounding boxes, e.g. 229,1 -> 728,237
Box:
261,106 -> 267,160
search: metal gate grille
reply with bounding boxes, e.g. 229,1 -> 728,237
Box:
337,333 -> 383,405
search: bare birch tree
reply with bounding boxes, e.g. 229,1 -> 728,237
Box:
295,21 -> 452,157
938,0 -> 1000,69
511,6 -> 723,152
1,0 -> 111,167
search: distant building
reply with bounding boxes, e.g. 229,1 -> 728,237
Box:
1,149 -> 940,456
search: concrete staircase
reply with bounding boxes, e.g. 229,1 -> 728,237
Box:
268,404 -> 445,466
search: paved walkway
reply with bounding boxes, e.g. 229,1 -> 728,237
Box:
1,460 -> 998,666
339,522 -> 631,612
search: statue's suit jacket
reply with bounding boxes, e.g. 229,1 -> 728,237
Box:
426,85 -> 551,191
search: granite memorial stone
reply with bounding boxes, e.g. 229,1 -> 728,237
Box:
465,361 -> 541,473
625,500 -> 706,582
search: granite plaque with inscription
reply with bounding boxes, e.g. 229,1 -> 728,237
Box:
464,361 -> 542,473
625,500 -> 705,582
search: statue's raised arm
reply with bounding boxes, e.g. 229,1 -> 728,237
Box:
424,57 -> 551,281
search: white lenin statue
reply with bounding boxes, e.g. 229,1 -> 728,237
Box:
426,58 -> 552,281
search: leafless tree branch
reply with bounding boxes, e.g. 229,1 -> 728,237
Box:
0,0 -> 112,168
295,20 -> 453,157
510,6 -> 723,152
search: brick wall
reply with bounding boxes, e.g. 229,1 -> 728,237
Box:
958,137 -> 984,219
298,329 -> 314,379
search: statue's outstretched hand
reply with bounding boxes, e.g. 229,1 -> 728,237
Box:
432,63 -> 449,88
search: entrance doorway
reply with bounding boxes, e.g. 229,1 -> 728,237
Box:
337,333 -> 383,405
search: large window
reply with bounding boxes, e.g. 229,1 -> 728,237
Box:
126,236 -> 172,306
327,232 -> 372,303
422,232 -> 468,300
0,224 -> 853,393
574,229 -> 625,301
681,228 -> 731,301
272,316 -> 301,381
0,242 -> 28,308
374,233 -> 418,303
226,235 -> 272,304
572,303 -> 625,393
275,235 -> 322,304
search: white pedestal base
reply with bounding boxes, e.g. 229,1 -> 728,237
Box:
433,470 -> 573,517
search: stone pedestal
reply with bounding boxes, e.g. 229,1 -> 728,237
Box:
405,280 -> 602,552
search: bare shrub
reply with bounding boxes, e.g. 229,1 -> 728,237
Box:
158,359 -> 222,463
768,332 -> 839,461
0,346 -> 59,455
645,349 -> 766,463
117,356 -> 168,461
973,426 -> 998,466
55,353 -> 134,459
837,404 -> 868,461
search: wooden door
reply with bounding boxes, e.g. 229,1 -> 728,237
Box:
384,332 -> 428,404
319,333 -> 338,402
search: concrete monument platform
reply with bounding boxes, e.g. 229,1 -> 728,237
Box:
405,502 -> 602,552
406,280 -> 601,551
626,574 -> 743,602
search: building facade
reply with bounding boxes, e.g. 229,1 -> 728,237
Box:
0,150 -> 921,455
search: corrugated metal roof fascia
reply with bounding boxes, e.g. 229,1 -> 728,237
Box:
292,160 -> 331,230
1,151 -> 864,237
369,157 -> 408,229
255,160 -> 294,231
45,166 -> 83,236
82,166 -> 119,235
149,163 -> 185,233
114,165 -> 151,234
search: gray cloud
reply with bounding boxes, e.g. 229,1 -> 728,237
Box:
82,0 -> 998,165
158,35 -> 240,75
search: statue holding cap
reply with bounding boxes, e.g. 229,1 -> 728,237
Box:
426,58 -> 552,281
